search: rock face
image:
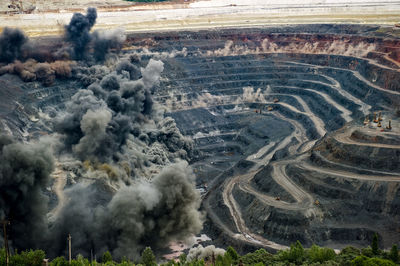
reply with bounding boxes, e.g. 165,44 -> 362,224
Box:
2,24 -> 400,253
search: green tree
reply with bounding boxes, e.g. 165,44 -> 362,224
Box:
371,233 -> 379,255
226,246 -> 239,261
389,244 -> 398,263
50,256 -> 69,266
141,247 -> 156,266
9,249 -> 46,266
179,252 -> 187,264
0,248 -> 6,266
337,246 -> 361,266
102,251 -> 113,263
75,254 -> 90,266
351,255 -> 395,266
361,246 -> 374,258
241,248 -> 273,265
214,253 -> 232,266
308,244 -> 336,263
278,240 -> 305,264
118,261 -> 133,266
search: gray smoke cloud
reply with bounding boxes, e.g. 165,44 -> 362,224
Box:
141,59 -> 164,89
55,58 -> 192,166
0,135 -> 54,250
46,162 -> 202,260
54,89 -> 109,152
99,161 -> 203,258
187,245 -> 226,262
0,27 -> 28,63
92,28 -> 126,62
73,108 -> 112,161
116,60 -> 141,80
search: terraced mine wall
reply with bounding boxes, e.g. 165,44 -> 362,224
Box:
128,25 -> 400,251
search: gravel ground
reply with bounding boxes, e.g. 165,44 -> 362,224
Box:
0,0 -> 400,37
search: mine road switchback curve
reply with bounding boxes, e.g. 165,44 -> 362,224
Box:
334,127 -> 400,149
298,162 -> 400,182
218,106 -> 320,250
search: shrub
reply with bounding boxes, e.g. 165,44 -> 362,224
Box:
308,244 -> 336,263
361,247 -> 374,258
337,246 -> 361,266
50,256 -> 69,266
351,255 -> 396,266
10,249 -> 46,266
278,241 -> 306,264
241,248 -> 273,265
0,248 -> 6,266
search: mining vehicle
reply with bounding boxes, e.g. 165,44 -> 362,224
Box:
373,112 -> 378,123
363,115 -> 370,125
386,120 -> 392,130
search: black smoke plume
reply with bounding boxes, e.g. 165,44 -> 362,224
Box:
65,7 -> 97,60
116,60 -> 141,80
0,135 -> 54,250
0,27 -> 28,63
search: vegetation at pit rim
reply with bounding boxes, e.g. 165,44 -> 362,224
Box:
0,237 -> 399,265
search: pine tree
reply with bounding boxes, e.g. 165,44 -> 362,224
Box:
389,244 -> 399,263
371,233 -> 379,255
226,246 -> 239,261
141,247 -> 157,266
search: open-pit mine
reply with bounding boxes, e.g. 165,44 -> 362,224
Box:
142,26 -> 400,252
1,0 -> 400,260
